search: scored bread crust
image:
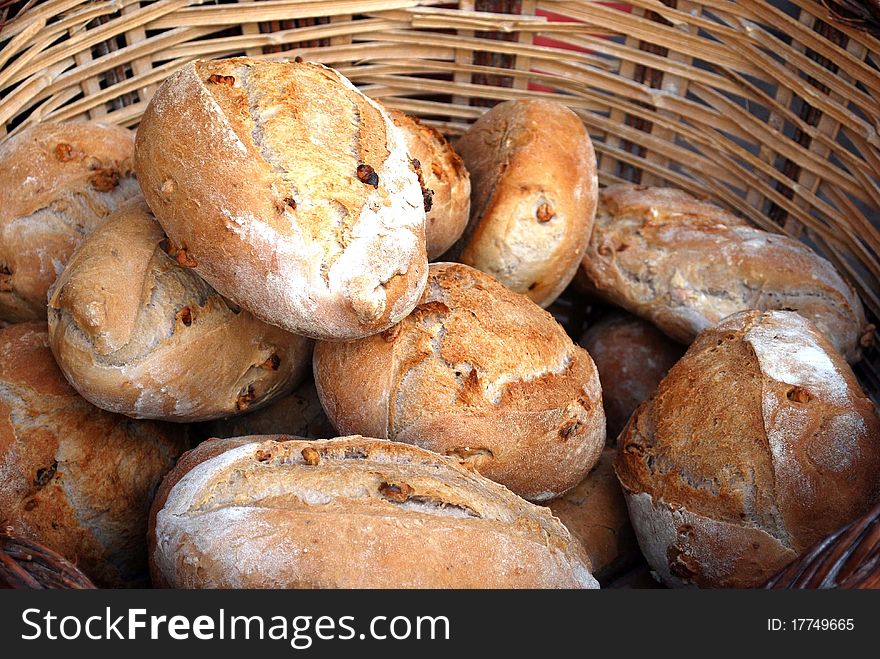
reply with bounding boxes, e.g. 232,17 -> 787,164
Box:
313,262 -> 606,502
387,109 -> 471,259
0,121 -> 139,322
149,435 -> 598,589
0,323 -> 190,587
580,312 -> 684,442
134,58 -> 428,340
47,198 -> 313,422
451,99 -> 598,307
581,184 -> 869,362
615,310 -> 880,587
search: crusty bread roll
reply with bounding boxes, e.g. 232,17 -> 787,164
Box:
135,57 -> 429,340
47,198 -> 312,422
313,262 -> 605,502
451,99 -> 598,307
0,323 -> 190,587
581,184 -> 869,362
198,378 -> 334,441
580,312 -> 684,441
150,435 -> 598,589
0,121 -> 138,322
387,109 -> 470,259
616,310 -> 880,588
547,449 -> 639,582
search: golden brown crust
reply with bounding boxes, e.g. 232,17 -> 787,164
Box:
581,185 -> 867,361
313,262 -> 605,502
134,58 -> 428,340
149,435 -> 598,589
615,310 -> 880,587
451,99 -> 598,307
387,110 -> 471,259
47,198 -> 313,422
547,449 -> 638,581
0,121 -> 138,322
0,323 -> 190,587
580,312 -> 684,442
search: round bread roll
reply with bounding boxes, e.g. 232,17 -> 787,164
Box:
198,378 -> 335,441
581,184 -> 869,362
135,57 -> 429,340
150,435 -> 598,589
387,109 -> 470,259
580,312 -> 684,441
0,322 -> 190,587
616,310 -> 880,588
547,448 -> 639,582
451,99 -> 598,307
313,262 -> 606,502
0,121 -> 138,322
47,198 -> 312,422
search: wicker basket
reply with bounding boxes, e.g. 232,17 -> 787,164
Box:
0,529 -> 96,589
765,500 -> 880,588
1,0 -> 878,391
1,0 -> 879,588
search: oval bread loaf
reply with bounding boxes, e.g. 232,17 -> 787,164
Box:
47,198 -> 312,422
149,435 -> 598,589
0,122 -> 139,322
616,310 -> 880,588
581,184 -> 869,361
580,312 -> 684,441
387,109 -> 470,259
547,448 -> 639,582
452,99 -> 598,307
0,323 -> 190,587
313,262 -> 606,502
134,57 -> 429,340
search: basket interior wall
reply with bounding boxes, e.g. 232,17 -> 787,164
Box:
1,0 -> 879,394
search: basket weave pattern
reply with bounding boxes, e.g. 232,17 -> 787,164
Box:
2,5 -> 878,386
0,530 -> 96,589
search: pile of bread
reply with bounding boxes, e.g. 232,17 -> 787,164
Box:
1,57 -> 877,589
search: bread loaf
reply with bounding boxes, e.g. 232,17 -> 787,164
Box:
580,312 -> 684,441
135,57 -> 429,340
150,435 -> 598,588
313,262 -> 605,501
547,449 -> 639,582
387,109 -> 470,259
0,122 -> 138,322
198,378 -> 334,441
47,198 -> 312,422
616,310 -> 880,588
581,185 -> 869,361
451,99 -> 598,307
0,323 -> 190,587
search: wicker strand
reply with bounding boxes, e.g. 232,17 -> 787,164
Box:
0,0 -> 878,394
